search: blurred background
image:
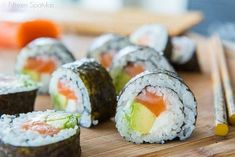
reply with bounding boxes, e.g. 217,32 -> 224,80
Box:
1,0 -> 235,36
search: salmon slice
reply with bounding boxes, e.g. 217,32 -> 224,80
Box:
24,57 -> 56,74
0,19 -> 60,49
124,62 -> 145,77
100,52 -> 113,69
138,35 -> 150,46
57,80 -> 77,100
22,121 -> 60,136
135,89 -> 166,116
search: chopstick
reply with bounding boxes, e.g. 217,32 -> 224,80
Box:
210,36 -> 229,136
213,35 -> 235,125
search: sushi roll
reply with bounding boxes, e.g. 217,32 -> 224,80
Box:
130,24 -> 172,59
15,37 -> 76,94
0,110 -> 81,157
130,24 -> 199,71
87,33 -> 132,69
110,45 -> 174,93
49,58 -> 116,127
171,36 -> 200,71
115,70 -> 197,144
0,74 -> 38,115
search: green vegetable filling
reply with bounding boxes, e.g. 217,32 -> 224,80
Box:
114,71 -> 131,94
52,94 -> 68,110
125,101 -> 156,134
22,69 -> 40,81
46,113 -> 80,129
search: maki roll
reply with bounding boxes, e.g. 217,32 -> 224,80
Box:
15,38 -> 76,94
130,24 -> 199,71
130,24 -> 172,59
171,36 -> 199,71
87,33 -> 132,69
115,70 -> 197,144
110,45 -> 174,93
49,58 -> 116,127
0,110 -> 81,157
0,74 -> 38,115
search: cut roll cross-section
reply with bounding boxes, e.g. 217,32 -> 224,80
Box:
49,58 -> 117,127
0,74 -> 38,115
87,33 -> 132,70
15,38 -> 76,94
110,46 -> 174,93
0,110 -> 81,157
115,70 -> 197,144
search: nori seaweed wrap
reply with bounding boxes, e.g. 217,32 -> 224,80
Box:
49,58 -> 117,127
0,74 -> 38,115
0,110 -> 81,157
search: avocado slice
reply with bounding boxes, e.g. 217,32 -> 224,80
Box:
22,69 -> 40,81
129,101 -> 156,134
52,94 -> 68,110
47,114 -> 80,129
114,71 -> 131,94
47,118 -> 68,129
64,116 -> 78,128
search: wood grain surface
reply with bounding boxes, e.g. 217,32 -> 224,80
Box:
0,7 -> 202,36
0,35 -> 235,157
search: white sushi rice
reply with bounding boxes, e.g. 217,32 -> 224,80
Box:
49,64 -> 93,127
0,74 -> 38,95
171,36 -> 196,64
88,33 -> 132,63
110,45 -> 175,75
130,24 -> 168,52
0,110 -> 79,147
115,71 -> 197,143
15,38 -> 75,94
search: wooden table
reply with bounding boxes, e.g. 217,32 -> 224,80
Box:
0,35 -> 235,157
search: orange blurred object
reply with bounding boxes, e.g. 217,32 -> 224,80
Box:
0,19 -> 60,49
100,52 -> 113,69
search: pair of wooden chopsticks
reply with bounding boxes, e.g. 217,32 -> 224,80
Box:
210,35 -> 235,136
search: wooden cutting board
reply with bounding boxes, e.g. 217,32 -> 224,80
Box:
1,35 -> 235,157
0,7 -> 202,36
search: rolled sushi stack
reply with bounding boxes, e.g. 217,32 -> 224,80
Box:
115,70 -> 197,143
0,74 -> 38,115
86,33 -> 198,144
0,23 -> 198,157
0,110 -> 81,157
15,38 -> 76,94
87,33 -> 132,69
49,58 -> 116,127
110,45 -> 174,93
130,24 -> 200,71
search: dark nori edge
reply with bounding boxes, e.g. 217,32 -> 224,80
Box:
171,50 -> 200,72
163,36 -> 173,61
0,89 -> 37,115
68,59 -> 117,125
164,37 -> 200,72
0,130 -> 81,157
